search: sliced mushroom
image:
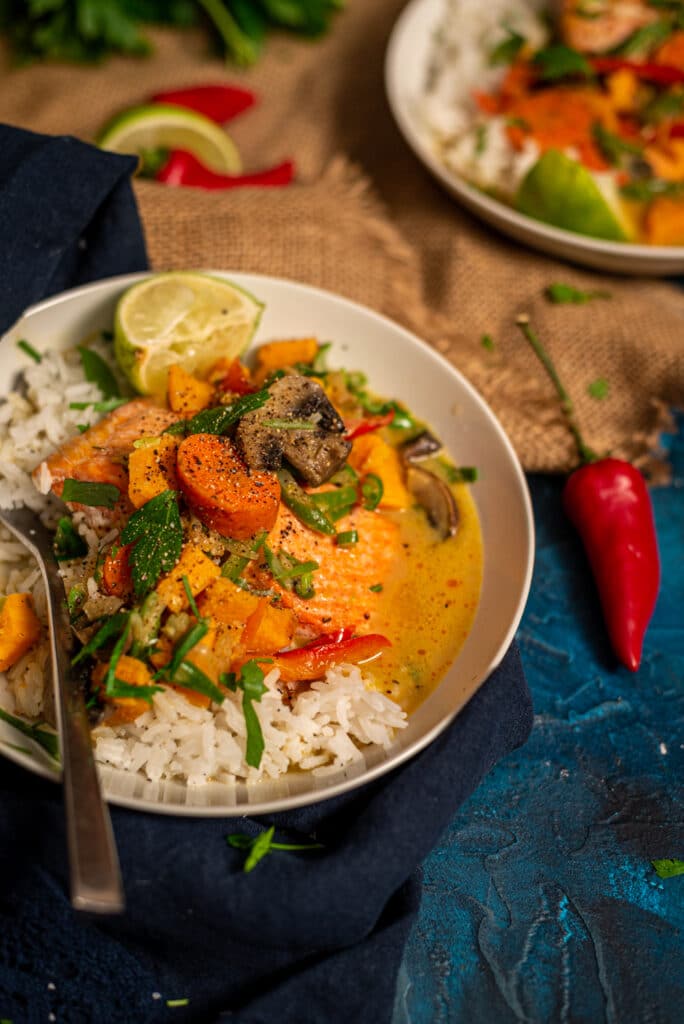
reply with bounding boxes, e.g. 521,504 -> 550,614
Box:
405,464 -> 459,540
235,375 -> 351,486
401,430 -> 442,463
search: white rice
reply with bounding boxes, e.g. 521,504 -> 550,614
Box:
0,343 -> 408,783
418,0 -> 549,198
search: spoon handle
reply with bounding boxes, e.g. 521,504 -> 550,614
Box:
42,547 -> 125,914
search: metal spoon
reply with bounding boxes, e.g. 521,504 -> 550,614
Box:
0,505 -> 124,914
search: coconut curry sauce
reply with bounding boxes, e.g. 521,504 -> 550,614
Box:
364,485 -> 482,714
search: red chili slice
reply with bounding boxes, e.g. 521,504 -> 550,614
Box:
345,410 -> 395,441
590,57 -> 684,86
272,633 -> 391,683
151,84 -> 256,123
156,150 -> 295,189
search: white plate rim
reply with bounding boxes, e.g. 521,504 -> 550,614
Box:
385,0 -> 684,275
0,270 -> 535,816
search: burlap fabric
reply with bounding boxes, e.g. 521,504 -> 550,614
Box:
2,0 -> 683,474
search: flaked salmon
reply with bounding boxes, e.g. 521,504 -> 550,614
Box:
33,399 -> 178,524
247,503 -> 402,633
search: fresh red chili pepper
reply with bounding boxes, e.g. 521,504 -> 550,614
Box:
272,632 -> 391,683
151,84 -> 256,123
156,150 -> 295,189
345,409 -> 395,441
517,316 -> 660,672
590,57 -> 684,86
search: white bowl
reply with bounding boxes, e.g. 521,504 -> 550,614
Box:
0,272 -> 534,815
385,0 -> 684,277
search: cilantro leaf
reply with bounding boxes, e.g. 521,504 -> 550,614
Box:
651,858 -> 684,878
61,479 -> 120,509
121,489 -> 183,597
77,346 -> 120,398
533,44 -> 593,81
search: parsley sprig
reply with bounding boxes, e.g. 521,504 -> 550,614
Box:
121,489 -> 183,598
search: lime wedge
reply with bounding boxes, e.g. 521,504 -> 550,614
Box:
515,149 -> 628,242
114,273 -> 263,396
97,104 -> 241,174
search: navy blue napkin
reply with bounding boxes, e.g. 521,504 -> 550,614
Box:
0,124 -> 533,1024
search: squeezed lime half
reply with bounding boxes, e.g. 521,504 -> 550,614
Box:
114,272 -> 263,396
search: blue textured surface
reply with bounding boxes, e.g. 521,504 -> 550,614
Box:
395,415 -> 684,1023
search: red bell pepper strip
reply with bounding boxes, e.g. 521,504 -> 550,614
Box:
156,150 -> 295,189
669,122 -> 684,139
590,57 -> 684,86
517,316 -> 660,672
271,632 -> 391,683
345,409 -> 395,441
151,84 -> 256,123
215,358 -> 257,396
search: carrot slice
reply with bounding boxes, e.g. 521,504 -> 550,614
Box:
176,433 -> 280,539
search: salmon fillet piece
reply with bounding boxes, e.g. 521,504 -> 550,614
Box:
33,399 -> 179,524
248,504 -> 401,632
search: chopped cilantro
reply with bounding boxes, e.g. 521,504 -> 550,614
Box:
587,377 -> 610,400
16,338 -> 42,363
361,473 -> 383,511
77,345 -> 120,398
621,178 -> 684,201
227,825 -> 323,872
72,611 -> 130,666
121,489 -> 183,597
481,333 -> 495,352
442,464 -> 478,484
651,858 -> 684,878
61,479 -> 120,509
0,707 -> 59,760
489,27 -> 525,66
69,397 -> 128,413
545,282 -> 611,304
53,516 -> 88,561
336,529 -> 358,546
67,584 -> 86,619
220,660 -> 270,768
613,20 -> 673,57
533,44 -> 593,81
182,390 -> 270,436
592,123 -> 642,166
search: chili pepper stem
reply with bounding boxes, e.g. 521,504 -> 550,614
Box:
515,315 -> 598,464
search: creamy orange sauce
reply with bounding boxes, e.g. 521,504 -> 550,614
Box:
363,483 -> 483,714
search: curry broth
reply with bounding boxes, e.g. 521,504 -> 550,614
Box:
364,482 -> 483,714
